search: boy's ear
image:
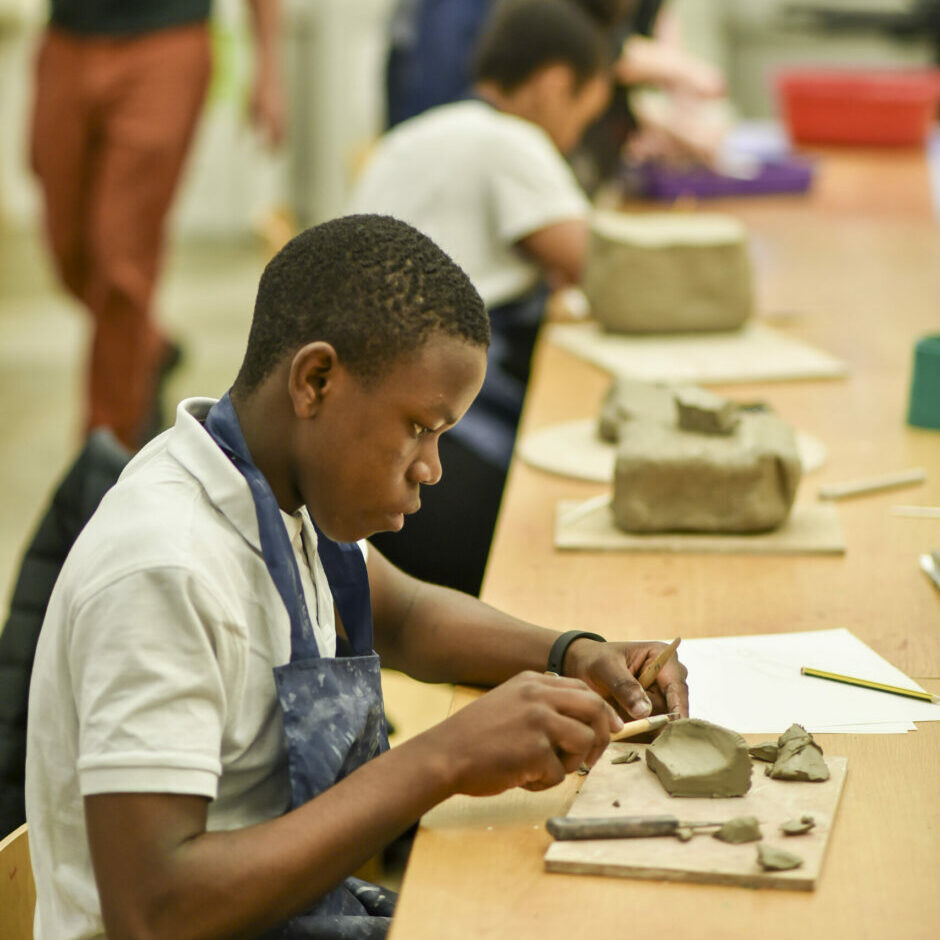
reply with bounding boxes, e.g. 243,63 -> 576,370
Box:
288,341 -> 340,418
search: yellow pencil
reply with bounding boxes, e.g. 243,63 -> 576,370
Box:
800,666 -> 939,704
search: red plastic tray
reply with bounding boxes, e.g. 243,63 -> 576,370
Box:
776,68 -> 940,146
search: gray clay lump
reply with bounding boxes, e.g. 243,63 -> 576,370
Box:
645,718 -> 752,798
611,749 -> 640,765
767,724 -> 830,782
757,844 -> 803,871
713,816 -> 762,844
780,816 -> 816,836
598,377 -> 802,535
748,742 -> 779,763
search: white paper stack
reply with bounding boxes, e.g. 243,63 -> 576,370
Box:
675,628 -> 938,734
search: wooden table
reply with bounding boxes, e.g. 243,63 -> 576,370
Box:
388,149 -> 940,940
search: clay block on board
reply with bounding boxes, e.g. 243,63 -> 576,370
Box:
601,377 -> 802,533
613,416 -> 801,533
584,210 -> 755,334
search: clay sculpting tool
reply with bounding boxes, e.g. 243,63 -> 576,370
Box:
892,505 -> 940,519
559,492 -> 611,526
637,637 -> 681,689
800,666 -> 939,704
546,815 -> 724,841
921,551 -> 940,592
609,712 -> 678,742
817,467 -> 926,501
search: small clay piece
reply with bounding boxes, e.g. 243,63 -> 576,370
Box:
611,749 -> 641,765
712,816 -> 762,844
748,742 -> 779,763
675,827 -> 694,842
674,388 -> 740,436
768,724 -> 830,782
645,718 -> 752,798
584,209 -> 755,334
612,800 -> 621,808
757,844 -> 803,871
780,816 -> 816,836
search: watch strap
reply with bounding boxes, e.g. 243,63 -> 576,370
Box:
546,630 -> 606,676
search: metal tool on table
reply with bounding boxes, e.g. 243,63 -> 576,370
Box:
546,815 -> 727,841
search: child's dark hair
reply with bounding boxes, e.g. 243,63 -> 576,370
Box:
473,0 -> 610,93
233,215 -> 489,395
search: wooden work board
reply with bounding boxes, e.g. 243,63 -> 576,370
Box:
545,741 -> 847,891
554,500 -> 846,555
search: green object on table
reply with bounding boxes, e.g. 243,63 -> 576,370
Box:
907,334 -> 940,430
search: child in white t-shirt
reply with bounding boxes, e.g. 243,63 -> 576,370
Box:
350,0 -> 612,595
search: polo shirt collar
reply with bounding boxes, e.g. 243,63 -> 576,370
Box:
167,397 -> 263,553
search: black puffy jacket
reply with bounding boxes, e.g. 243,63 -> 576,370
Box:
0,430 -> 130,839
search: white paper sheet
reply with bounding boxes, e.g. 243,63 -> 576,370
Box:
677,628 -> 938,734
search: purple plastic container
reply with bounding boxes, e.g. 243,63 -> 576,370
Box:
637,156 -> 815,200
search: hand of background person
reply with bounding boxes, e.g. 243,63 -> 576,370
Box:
249,60 -> 287,148
424,671 -> 622,795
616,35 -> 726,100
626,90 -> 730,168
563,638 -> 689,721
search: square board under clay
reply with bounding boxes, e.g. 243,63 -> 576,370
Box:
544,741 -> 846,890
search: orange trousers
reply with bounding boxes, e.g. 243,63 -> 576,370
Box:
31,23 -> 211,449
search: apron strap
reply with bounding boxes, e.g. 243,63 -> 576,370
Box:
204,392 -> 321,661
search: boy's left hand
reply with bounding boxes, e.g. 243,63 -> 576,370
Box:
563,639 -> 689,721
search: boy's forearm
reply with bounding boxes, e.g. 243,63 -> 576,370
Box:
375,574 -> 560,685
88,736 -> 458,940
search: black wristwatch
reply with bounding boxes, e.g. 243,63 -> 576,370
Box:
545,630 -> 606,676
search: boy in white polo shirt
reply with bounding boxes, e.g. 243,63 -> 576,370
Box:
26,214 -> 687,940
349,0 -> 611,596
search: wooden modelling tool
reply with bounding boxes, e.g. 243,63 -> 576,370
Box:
817,467 -> 925,500
547,815 -> 723,841
609,712 -> 678,742
637,638 -> 681,689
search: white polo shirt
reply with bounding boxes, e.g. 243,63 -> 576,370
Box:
25,398 -> 358,940
348,99 -> 590,308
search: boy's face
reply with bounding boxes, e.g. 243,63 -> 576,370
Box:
296,333 -> 486,543
541,70 -> 611,154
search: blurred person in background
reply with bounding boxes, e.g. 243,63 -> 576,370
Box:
30,0 -> 285,451
384,0 -> 727,190
351,0 -> 612,596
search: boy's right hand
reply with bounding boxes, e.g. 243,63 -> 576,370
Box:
426,671 -> 622,796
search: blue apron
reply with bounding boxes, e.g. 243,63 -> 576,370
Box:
205,393 -> 395,940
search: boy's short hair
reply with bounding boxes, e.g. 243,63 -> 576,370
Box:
233,215 -> 489,394
473,0 -> 610,93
